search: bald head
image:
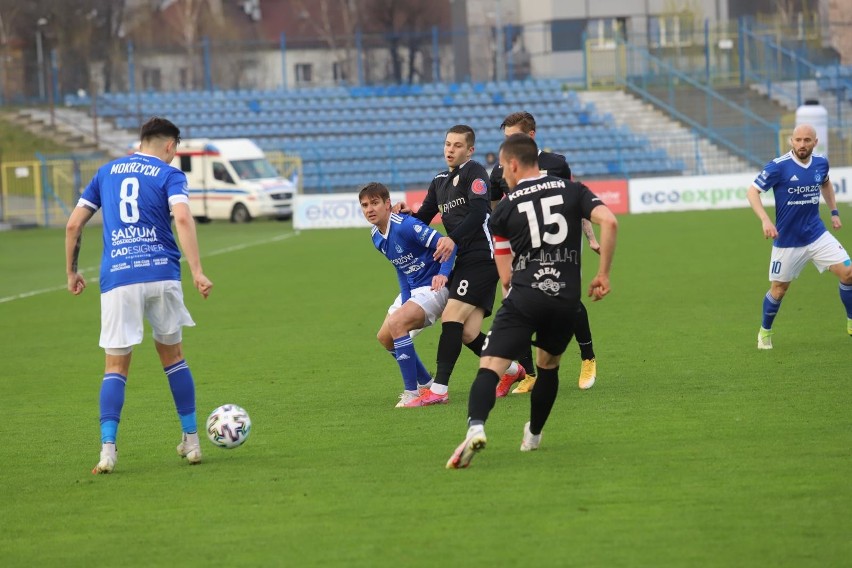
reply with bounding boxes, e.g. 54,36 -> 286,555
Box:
790,124 -> 818,162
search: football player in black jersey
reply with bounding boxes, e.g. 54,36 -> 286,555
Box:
447,133 -> 618,469
395,125 -> 520,407
490,111 -> 601,394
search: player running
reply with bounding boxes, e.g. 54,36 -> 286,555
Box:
447,133 -> 618,469
747,123 -> 852,348
489,111 -> 602,393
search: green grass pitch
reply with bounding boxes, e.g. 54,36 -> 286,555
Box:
0,208 -> 849,566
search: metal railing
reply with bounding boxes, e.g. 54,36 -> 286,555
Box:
615,40 -> 781,168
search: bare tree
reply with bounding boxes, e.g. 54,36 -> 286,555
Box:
770,0 -> 821,25
364,0 -> 442,84
292,0 -> 360,83
173,0 -> 212,89
0,0 -> 131,97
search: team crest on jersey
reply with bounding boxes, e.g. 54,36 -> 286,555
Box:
452,176 -> 459,187
395,243 -> 403,253
414,225 -> 422,233
814,173 -> 823,183
471,178 -> 487,195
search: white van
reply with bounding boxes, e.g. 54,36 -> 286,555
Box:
171,138 -> 294,222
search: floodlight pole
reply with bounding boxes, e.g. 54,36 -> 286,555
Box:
35,18 -> 47,100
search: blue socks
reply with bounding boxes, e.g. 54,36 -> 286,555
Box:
393,336 -> 419,391
840,283 -> 852,318
389,346 -> 432,388
99,373 -> 127,444
165,360 -> 197,434
761,291 -> 782,329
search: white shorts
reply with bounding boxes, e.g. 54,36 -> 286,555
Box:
768,231 -> 851,282
100,280 -> 195,351
387,285 -> 450,337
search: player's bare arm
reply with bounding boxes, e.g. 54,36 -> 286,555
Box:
588,205 -> 618,301
431,274 -> 448,291
582,218 -> 601,254
65,206 -> 94,295
494,252 -> 513,296
433,236 -> 456,263
746,186 -> 778,239
172,202 -> 213,298
820,178 -> 842,230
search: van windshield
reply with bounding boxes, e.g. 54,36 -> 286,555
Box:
230,159 -> 279,180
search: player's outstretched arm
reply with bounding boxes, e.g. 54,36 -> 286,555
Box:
65,206 -> 94,295
172,202 -> 213,298
588,205 -> 617,301
820,179 -> 842,230
746,186 -> 778,239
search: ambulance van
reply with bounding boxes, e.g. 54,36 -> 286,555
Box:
172,139 -> 294,222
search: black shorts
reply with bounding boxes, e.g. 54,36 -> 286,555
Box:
448,255 -> 498,317
482,291 -> 579,360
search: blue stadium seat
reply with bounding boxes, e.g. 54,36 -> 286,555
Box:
90,81 -> 682,188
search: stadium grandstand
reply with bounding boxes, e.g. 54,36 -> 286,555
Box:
2,0 -> 851,223
60,79 -> 686,192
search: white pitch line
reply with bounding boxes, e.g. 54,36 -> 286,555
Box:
0,230 -> 301,305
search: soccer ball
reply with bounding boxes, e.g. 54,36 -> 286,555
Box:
206,404 -> 252,449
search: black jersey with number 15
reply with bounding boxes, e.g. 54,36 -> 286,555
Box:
489,151 -> 571,203
489,175 -> 603,302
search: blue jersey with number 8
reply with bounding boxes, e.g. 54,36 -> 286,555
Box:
78,152 -> 189,293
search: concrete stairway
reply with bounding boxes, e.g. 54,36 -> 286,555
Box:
635,84 -> 788,166
576,89 -> 751,175
3,107 -> 135,158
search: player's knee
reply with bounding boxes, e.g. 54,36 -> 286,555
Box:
376,329 -> 393,350
461,328 -> 479,344
839,262 -> 852,284
769,283 -> 788,300
386,315 -> 410,338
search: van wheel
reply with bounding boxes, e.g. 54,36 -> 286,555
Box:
230,204 -> 251,223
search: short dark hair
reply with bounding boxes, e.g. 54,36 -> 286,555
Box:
358,182 -> 390,203
447,124 -> 475,147
500,111 -> 536,134
140,117 -> 181,144
499,133 -> 538,167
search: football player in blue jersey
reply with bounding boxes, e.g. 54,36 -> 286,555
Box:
359,182 -> 457,407
65,117 -> 213,474
747,123 -> 852,349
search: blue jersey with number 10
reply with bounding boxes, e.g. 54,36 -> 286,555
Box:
78,152 -> 190,293
753,151 -> 830,248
